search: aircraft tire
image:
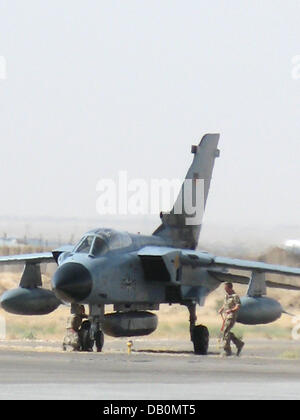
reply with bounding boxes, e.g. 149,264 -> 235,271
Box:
80,320 -> 94,351
95,330 -> 104,352
192,325 -> 209,355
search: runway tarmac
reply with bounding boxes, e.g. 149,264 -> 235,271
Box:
0,338 -> 299,400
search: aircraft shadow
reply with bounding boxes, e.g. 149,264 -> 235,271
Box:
132,349 -> 220,356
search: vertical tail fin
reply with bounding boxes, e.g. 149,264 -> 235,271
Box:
153,134 -> 220,249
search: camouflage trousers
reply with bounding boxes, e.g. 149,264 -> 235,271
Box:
222,317 -> 243,355
62,329 -> 80,351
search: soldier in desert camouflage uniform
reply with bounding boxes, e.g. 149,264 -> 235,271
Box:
62,304 -> 88,351
219,282 -> 244,356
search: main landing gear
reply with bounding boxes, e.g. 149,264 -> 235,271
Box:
187,303 -> 209,355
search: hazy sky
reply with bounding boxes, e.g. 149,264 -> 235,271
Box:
1,0 -> 300,232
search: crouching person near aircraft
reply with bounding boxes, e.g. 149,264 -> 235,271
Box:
219,282 -> 244,357
63,304 -> 89,351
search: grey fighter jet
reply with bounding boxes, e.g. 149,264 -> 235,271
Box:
1,134 -> 300,354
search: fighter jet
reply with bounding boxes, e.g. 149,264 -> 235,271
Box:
1,134 -> 300,354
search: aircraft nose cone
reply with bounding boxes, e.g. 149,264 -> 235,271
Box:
52,263 -> 92,303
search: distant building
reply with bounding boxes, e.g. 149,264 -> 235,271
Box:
0,236 -> 61,249
0,237 -> 19,247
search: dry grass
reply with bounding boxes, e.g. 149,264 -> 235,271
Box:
279,350 -> 300,359
0,288 -> 297,342
0,246 -> 299,341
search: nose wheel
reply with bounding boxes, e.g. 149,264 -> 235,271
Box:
79,321 -> 104,352
88,304 -> 105,352
79,320 -> 94,351
94,330 -> 104,352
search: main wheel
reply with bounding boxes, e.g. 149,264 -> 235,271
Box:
191,325 -> 209,355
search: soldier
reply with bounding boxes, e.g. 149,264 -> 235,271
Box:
219,282 -> 244,356
62,304 -> 88,351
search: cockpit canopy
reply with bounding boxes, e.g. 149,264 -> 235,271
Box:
73,229 -> 132,256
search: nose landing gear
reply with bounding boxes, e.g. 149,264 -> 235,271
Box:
88,304 -> 105,352
62,304 -> 105,352
78,320 -> 104,352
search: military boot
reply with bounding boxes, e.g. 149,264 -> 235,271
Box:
236,341 -> 244,356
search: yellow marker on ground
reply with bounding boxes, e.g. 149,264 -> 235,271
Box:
127,340 -> 133,355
